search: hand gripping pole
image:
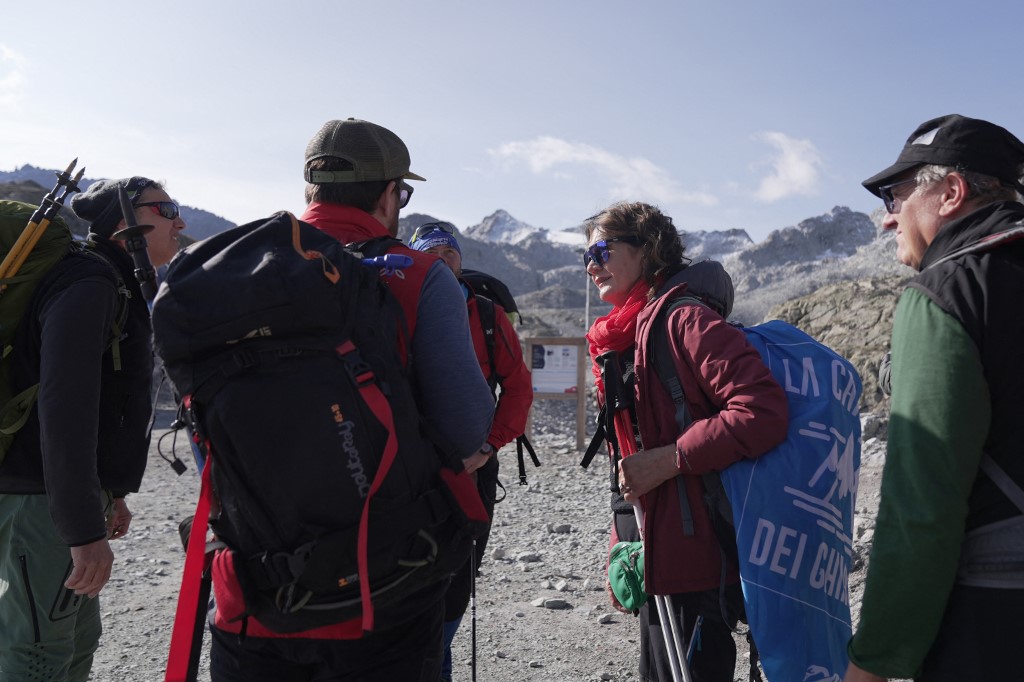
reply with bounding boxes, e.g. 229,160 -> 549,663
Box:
597,351 -> 692,682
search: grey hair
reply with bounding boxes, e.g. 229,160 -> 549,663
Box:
915,164 -> 1021,204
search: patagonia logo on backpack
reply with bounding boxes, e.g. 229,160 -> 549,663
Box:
152,212 -> 489,636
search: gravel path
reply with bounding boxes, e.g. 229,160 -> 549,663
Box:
88,400 -> 889,681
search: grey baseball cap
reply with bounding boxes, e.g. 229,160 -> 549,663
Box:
304,118 -> 426,184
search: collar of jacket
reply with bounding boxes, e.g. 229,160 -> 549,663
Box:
299,202 -> 391,244
921,200 -> 1024,270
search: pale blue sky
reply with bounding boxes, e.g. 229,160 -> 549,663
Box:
2,1 -> 1021,242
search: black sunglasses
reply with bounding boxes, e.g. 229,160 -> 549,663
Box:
411,221 -> 456,245
878,177 -> 917,214
583,236 -> 643,268
136,201 -> 180,220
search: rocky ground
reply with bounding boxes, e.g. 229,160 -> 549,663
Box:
89,398 -> 892,682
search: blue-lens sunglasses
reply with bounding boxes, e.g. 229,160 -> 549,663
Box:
583,236 -> 643,268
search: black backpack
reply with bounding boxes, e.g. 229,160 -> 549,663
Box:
153,212 -> 489,637
461,273 -> 540,485
461,268 -> 520,325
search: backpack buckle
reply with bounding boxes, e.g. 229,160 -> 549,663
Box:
250,541 -> 314,589
336,342 -> 375,387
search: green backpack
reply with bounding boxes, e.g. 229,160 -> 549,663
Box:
0,200 -> 128,463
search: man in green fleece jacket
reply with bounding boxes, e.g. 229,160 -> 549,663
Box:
846,115 -> 1024,682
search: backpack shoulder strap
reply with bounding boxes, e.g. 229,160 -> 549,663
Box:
347,235 -> 403,259
78,245 -> 131,372
650,296 -> 705,434
474,293 -> 499,394
980,453 -> 1024,514
515,434 -> 540,485
470,292 -> 540,484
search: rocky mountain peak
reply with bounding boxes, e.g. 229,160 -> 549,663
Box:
682,228 -> 754,261
736,205 -> 877,268
464,210 -> 539,244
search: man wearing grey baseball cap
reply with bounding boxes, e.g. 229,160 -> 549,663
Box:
205,118 -> 494,682
846,115 -> 1024,682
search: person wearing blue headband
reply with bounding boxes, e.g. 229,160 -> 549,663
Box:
411,222 -> 533,682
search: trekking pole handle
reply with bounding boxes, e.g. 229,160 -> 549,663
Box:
29,159 -> 82,227
112,184 -> 159,301
0,159 -> 82,283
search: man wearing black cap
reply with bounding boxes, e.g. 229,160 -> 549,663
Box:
0,178 -> 185,680
846,115 -> 1024,682
206,119 -> 494,682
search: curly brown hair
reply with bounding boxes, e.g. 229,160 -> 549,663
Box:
583,201 -> 687,298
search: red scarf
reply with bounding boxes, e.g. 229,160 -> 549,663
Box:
586,280 -> 649,397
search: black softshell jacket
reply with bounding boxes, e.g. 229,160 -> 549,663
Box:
0,239 -> 153,546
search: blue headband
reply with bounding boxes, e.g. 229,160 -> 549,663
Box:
411,230 -> 461,254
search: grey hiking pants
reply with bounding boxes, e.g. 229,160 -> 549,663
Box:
0,494 -> 102,682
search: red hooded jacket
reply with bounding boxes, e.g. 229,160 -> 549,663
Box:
465,294 -> 532,450
622,281 -> 788,595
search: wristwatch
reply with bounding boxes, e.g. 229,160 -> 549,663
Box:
480,443 -> 495,457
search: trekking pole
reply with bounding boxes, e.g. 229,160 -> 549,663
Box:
111,183 -> 159,301
598,351 -> 692,682
471,539 -> 478,682
686,614 -> 703,667
0,159 -> 84,293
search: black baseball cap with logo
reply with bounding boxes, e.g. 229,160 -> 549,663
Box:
304,118 -> 426,184
863,114 -> 1024,197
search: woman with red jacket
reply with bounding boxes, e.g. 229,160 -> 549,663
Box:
584,202 -> 787,682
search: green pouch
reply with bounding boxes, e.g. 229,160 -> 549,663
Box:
608,540 -> 647,610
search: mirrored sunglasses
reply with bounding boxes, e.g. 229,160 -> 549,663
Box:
411,220 -> 456,245
583,236 -> 643,268
399,181 -> 414,209
136,201 -> 180,220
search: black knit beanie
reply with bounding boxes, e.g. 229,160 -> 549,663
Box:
70,176 -> 156,238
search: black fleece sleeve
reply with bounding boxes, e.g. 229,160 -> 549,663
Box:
36,275 -> 119,546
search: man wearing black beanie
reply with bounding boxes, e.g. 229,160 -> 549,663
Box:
0,177 -> 185,681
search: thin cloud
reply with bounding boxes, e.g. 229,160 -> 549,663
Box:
0,44 -> 26,106
753,131 -> 823,202
491,136 -> 717,207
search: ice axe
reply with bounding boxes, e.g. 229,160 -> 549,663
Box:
597,350 -> 692,682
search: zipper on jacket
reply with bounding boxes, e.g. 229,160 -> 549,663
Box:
18,555 -> 42,643
118,392 -> 133,427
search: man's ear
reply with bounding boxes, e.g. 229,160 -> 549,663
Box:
372,180 -> 397,218
937,172 -> 971,217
